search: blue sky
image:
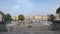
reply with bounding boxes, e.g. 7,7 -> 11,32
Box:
0,0 -> 60,16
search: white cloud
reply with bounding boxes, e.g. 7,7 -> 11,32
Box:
12,5 -> 20,10
15,0 -> 34,8
15,0 -> 30,3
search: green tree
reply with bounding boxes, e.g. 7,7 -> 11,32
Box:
48,14 -> 55,21
0,11 -> 4,15
50,14 -> 55,21
56,7 -> 60,18
18,14 -> 25,21
56,7 -> 60,14
0,11 -> 4,21
3,14 -> 12,21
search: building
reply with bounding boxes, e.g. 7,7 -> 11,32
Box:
32,16 -> 48,21
0,14 -> 2,21
55,14 -> 60,20
42,16 -> 48,20
28,15 -> 48,23
24,16 -> 32,23
11,16 -> 18,21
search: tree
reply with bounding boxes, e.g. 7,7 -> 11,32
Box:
50,14 -> 55,21
0,11 -> 4,21
18,14 -> 25,21
3,14 -> 12,21
56,7 -> 60,14
48,14 -> 55,21
0,11 -> 4,15
56,7 -> 60,18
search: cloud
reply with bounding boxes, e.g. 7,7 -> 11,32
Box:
15,0 -> 30,3
15,0 -> 34,8
12,5 -> 20,11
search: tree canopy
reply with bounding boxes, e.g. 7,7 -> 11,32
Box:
56,7 -> 60,18
0,11 -> 5,21
0,11 -> 4,15
18,14 -> 25,21
3,14 -> 12,21
47,14 -> 55,21
56,7 -> 60,14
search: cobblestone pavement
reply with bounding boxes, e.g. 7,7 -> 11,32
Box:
0,25 -> 60,34
0,31 -> 60,34
1,21 -> 59,34
0,24 -> 58,34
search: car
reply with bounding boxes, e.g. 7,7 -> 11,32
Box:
27,24 -> 32,27
26,23 -> 32,27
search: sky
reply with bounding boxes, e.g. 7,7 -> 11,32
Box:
0,0 -> 60,16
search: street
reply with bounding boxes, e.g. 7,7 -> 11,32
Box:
6,21 -> 51,31
0,31 -> 60,34
0,21 -> 60,34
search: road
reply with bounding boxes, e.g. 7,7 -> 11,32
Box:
0,31 -> 60,34
1,26 -> 60,34
6,21 -> 51,31
0,21 -> 60,34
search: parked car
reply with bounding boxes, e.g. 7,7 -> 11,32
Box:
28,24 -> 32,27
26,23 -> 32,27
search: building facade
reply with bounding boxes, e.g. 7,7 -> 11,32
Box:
0,14 -> 2,21
55,14 -> 60,20
11,16 -> 18,21
32,16 -> 48,21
